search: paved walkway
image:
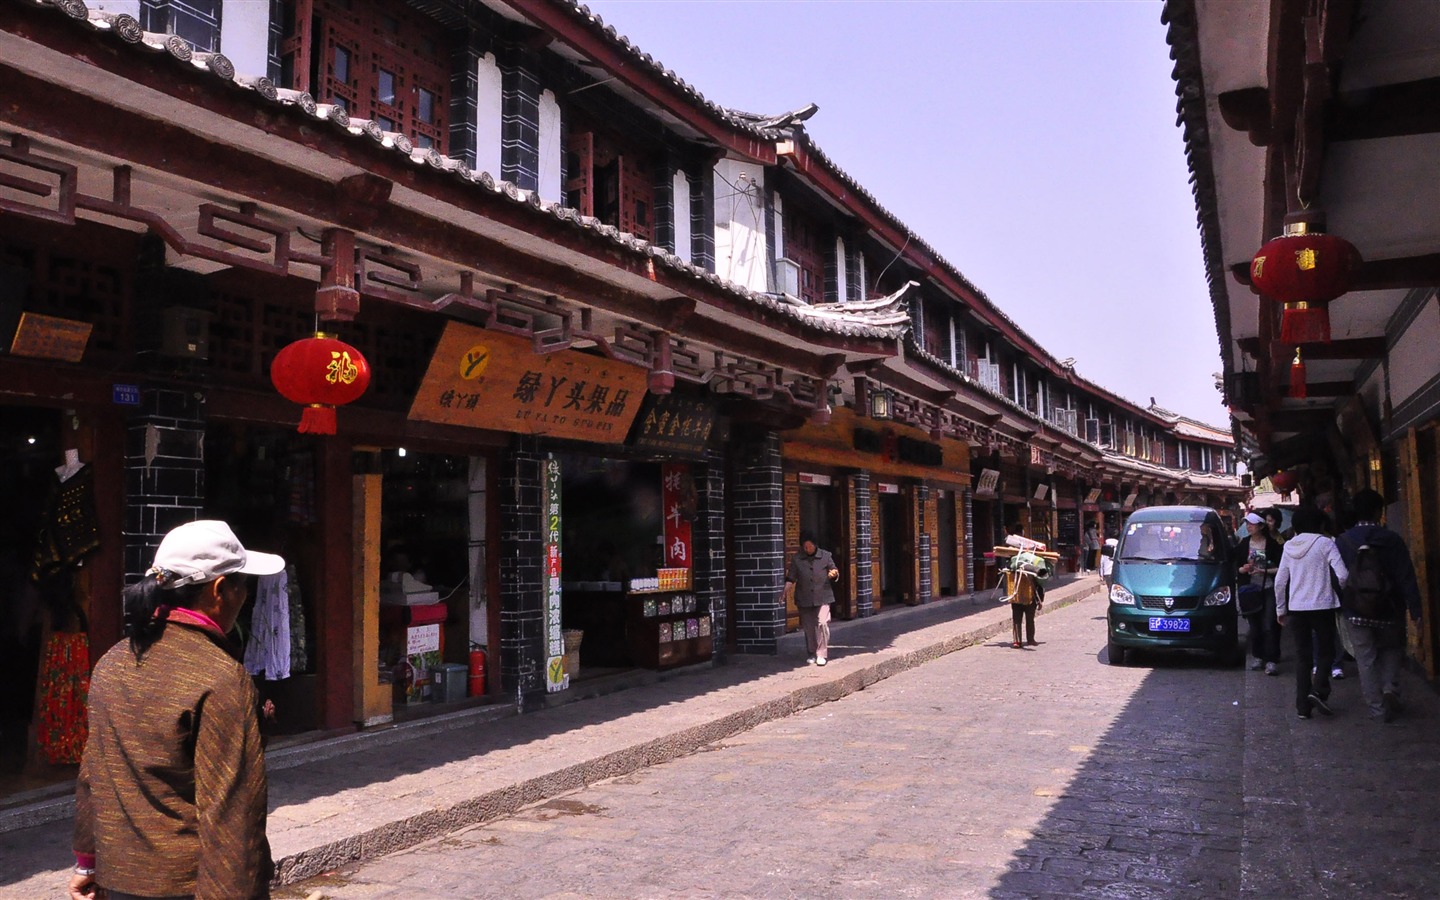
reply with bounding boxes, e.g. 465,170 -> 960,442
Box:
0,575 -> 1099,897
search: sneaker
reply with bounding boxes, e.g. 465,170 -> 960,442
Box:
1264,662 -> 1279,676
1297,710 -> 1311,720
1331,666 -> 1345,680
1308,693 -> 1333,716
1025,639 -> 1038,646
815,656 -> 827,667
1011,641 -> 1022,649
1249,657 -> 1264,671
805,656 -> 816,666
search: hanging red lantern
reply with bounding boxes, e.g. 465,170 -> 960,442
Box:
1270,470 -> 1299,495
1249,217 -> 1361,344
1289,348 -> 1308,400
270,332 -> 371,434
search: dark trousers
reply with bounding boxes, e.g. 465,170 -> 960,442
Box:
1085,549 -> 1100,571
1289,608 -> 1336,714
1244,596 -> 1281,663
1011,602 -> 1035,645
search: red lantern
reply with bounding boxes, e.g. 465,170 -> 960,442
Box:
1289,348 -> 1308,400
270,333 -> 371,434
1249,218 -> 1361,344
1270,470 -> 1299,495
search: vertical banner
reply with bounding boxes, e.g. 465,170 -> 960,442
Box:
542,456 -> 568,692
661,463 -> 693,570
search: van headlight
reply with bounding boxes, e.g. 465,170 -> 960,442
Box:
1109,584 -> 1135,605
1203,586 -> 1232,606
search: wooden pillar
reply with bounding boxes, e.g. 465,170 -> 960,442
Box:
316,439 -> 358,730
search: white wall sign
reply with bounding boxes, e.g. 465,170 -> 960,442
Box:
798,472 -> 832,486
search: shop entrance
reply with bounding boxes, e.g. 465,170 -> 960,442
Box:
936,489 -> 958,597
0,405 -> 63,797
798,482 -> 849,616
876,487 -> 912,606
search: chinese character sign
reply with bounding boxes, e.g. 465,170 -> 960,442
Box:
409,323 -> 648,443
542,456 -> 568,692
661,463 -> 692,570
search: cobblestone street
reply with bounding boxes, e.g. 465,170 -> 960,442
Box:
275,593 -> 1440,899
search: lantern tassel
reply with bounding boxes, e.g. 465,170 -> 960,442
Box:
1289,350 -> 1308,400
298,404 -> 338,435
1280,302 -> 1330,344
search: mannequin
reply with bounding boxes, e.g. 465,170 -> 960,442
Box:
55,448 -> 83,483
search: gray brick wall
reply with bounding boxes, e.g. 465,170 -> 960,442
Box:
853,471 -> 874,617
652,154 -> 676,254
688,164 -> 715,273
963,488 -> 975,598
124,388 -> 206,582
916,483 -> 932,602
499,437 -> 545,699
729,429 -> 783,653
499,42 -> 541,192
694,450 -> 727,658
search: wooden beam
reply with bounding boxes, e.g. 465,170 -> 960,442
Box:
1329,76 -> 1440,142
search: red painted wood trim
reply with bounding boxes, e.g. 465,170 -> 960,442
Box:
317,437 -> 356,730
504,0 -> 776,165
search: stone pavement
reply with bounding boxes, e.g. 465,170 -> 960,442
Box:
0,574 -> 1099,897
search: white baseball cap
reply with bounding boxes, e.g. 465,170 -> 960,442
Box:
1243,512 -> 1265,525
150,520 -> 285,589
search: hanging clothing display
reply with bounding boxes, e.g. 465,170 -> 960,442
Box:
31,464 -> 100,580
36,630 -> 90,765
286,565 -> 307,673
243,572 -> 291,680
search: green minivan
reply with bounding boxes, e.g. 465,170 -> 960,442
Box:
1104,505 -> 1239,666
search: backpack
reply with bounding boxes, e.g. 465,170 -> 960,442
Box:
1340,538 -> 1398,620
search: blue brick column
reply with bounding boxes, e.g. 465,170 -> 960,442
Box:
853,471 -> 874,617
845,235 -> 863,302
688,164 -> 716,273
763,187 -> 777,293
499,436 -> 545,701
916,483 -> 932,603
124,388 -> 206,582
499,42 -> 541,192
652,154 -> 677,254
730,429 -> 783,653
694,450 -> 727,660
823,232 -> 840,303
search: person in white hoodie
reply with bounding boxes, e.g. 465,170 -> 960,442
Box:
1274,507 -> 1349,720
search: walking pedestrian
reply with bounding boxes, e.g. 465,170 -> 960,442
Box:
786,530 -> 839,666
1082,521 -> 1101,574
1274,507 -> 1348,720
1337,489 -> 1423,723
1235,511 -> 1283,675
71,520 -> 284,900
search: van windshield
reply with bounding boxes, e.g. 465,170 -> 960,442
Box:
1119,521 -> 1220,563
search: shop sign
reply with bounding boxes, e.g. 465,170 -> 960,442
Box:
1030,444 -> 1044,466
661,463 -> 693,569
629,392 -> 723,457
9,312 -> 91,363
1033,484 -> 1049,501
542,456 -> 568,693
112,383 -> 141,406
876,482 -> 901,495
409,323 -> 647,443
1123,493 -> 1138,510
797,472 -> 832,486
1084,488 -> 1102,504
975,469 -> 1000,497
405,624 -> 440,655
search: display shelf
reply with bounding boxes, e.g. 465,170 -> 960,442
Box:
625,587 -> 712,670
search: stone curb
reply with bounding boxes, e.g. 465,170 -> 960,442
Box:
274,581 -> 1101,885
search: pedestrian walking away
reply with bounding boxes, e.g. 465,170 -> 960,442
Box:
1235,511 -> 1284,676
1082,521 -> 1101,574
1274,507 -> 1347,720
786,529 -> 839,666
70,520 -> 285,900
1337,489 -> 1424,723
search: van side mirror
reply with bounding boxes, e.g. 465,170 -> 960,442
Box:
1100,545 -> 1114,558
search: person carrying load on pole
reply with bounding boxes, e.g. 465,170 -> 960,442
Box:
996,524 -> 1058,649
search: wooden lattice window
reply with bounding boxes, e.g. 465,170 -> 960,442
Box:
279,0 -> 450,152
782,203 -> 825,306
0,224 -> 135,363
565,119 -> 654,241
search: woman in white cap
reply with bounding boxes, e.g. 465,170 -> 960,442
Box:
1235,511 -> 1284,675
70,520 -> 284,900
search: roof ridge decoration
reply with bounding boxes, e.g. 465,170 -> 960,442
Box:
7,0 -> 911,343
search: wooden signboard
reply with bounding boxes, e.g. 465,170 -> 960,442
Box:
9,312 -> 91,362
409,323 -> 647,443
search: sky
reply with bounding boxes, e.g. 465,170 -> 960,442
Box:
581,0 -> 1230,427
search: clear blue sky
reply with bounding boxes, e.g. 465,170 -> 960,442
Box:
583,0 -> 1229,428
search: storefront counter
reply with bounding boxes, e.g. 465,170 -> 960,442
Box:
626,589 -> 712,669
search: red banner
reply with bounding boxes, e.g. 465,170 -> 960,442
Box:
661,463 -> 693,569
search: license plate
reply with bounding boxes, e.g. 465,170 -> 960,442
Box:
1149,616 -> 1191,633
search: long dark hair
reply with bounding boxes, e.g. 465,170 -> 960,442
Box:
122,574 -> 205,660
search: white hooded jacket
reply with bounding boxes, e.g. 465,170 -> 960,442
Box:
1274,533 -> 1348,614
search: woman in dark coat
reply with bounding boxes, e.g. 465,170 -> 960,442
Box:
1235,511 -> 1285,675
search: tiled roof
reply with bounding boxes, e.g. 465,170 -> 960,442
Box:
11,0 -> 909,343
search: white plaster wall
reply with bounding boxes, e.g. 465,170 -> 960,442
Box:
219,0 -> 271,76
856,254 -> 867,300
835,235 -> 848,302
771,192 -> 784,262
713,159 -> 767,292
1389,294 -> 1440,404
672,170 -> 692,262
537,89 -> 562,203
474,52 -> 503,179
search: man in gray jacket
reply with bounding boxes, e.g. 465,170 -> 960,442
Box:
787,530 -> 839,666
